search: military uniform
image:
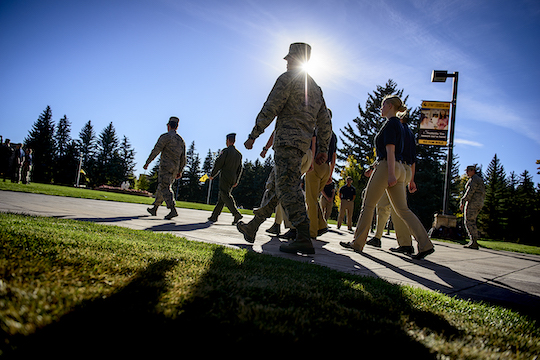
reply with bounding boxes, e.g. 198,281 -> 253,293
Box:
237,43 -> 332,254
209,140 -> 243,223
461,171 -> 485,248
145,118 -> 186,219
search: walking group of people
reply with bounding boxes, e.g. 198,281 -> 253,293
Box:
0,138 -> 33,184
144,42 -> 485,259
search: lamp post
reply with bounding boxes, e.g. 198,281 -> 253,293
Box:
431,70 -> 459,215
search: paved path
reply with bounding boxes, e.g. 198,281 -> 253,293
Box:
2,190 -> 539,318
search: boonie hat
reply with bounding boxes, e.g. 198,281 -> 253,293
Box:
284,42 -> 311,62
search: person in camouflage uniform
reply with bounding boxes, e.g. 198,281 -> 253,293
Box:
236,42 -> 332,255
143,116 -> 186,220
208,133 -> 243,225
460,165 -> 486,249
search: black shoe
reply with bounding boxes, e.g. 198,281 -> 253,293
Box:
232,214 -> 243,225
412,248 -> 434,260
147,207 -> 157,216
339,241 -> 362,253
265,223 -> 281,235
278,229 -> 296,240
390,246 -> 414,255
366,237 -> 381,248
208,216 -> 217,222
317,227 -> 329,236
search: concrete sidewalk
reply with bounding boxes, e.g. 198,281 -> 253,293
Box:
2,190 -> 539,318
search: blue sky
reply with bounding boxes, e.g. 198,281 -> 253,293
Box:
1,0 -> 539,185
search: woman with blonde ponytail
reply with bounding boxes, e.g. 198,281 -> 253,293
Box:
340,95 -> 435,259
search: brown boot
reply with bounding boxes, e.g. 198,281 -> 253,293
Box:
279,223 -> 314,255
237,216 -> 265,243
164,207 -> 178,220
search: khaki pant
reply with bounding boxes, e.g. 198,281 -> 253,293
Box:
320,194 -> 333,221
352,160 -> 433,252
374,164 -> 413,247
305,161 -> 331,237
338,199 -> 355,230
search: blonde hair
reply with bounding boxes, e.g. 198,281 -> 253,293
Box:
382,95 -> 407,118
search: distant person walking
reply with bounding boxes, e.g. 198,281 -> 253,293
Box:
0,139 -> 13,182
337,176 -> 356,231
460,165 -> 485,250
236,42 -> 332,255
320,180 -> 335,222
143,117 -> 186,220
22,148 -> 33,184
208,133 -> 243,225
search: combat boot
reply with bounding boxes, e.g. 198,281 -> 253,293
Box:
279,223 -> 315,255
265,223 -> 281,235
464,239 -> 479,250
164,207 -> 178,220
147,205 -> 158,216
237,216 -> 265,243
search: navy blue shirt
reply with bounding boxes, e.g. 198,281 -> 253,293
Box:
374,117 -> 404,161
402,122 -> 416,165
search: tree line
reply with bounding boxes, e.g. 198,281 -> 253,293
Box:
23,105 -> 136,186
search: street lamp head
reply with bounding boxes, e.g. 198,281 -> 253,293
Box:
431,70 -> 448,82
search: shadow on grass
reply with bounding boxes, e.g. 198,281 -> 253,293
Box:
3,246 -> 464,358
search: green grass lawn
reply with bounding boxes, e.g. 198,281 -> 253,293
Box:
0,213 -> 538,358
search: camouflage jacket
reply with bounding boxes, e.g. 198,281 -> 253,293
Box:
461,173 -> 485,207
145,130 -> 186,175
249,69 -> 332,155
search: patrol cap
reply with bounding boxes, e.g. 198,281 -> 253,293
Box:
226,133 -> 236,141
168,116 -> 179,127
284,42 -> 311,62
466,165 -> 477,172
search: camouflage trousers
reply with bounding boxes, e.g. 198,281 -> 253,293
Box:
153,171 -> 176,209
255,146 -> 309,228
464,202 -> 483,240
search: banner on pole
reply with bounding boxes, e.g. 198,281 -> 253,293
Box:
418,101 -> 451,146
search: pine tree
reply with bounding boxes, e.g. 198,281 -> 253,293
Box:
480,154 -> 508,239
119,135 -> 136,185
514,170 -> 537,244
24,106 -> 56,183
338,79 -> 405,172
55,115 -> 71,159
178,141 -> 202,202
78,120 -> 96,182
94,122 -> 121,186
54,115 -> 78,184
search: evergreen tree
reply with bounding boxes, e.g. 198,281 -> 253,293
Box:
514,170 -> 538,244
338,79 -> 405,172
480,154 -> 508,239
54,115 -> 78,184
78,120 -> 97,183
55,115 -> 71,159
24,106 -> 56,183
119,135 -> 136,185
178,141 -> 202,202
94,122 -> 122,186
